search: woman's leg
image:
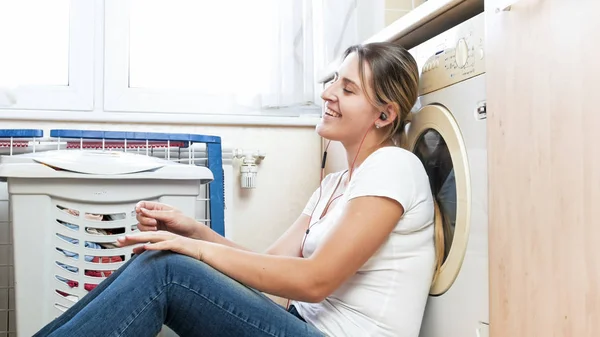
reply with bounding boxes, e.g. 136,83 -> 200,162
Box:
38,250 -> 325,337
34,254 -> 141,336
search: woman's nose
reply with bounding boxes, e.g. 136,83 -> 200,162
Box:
320,82 -> 337,102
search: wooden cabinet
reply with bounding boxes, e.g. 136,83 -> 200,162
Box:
485,0 -> 600,336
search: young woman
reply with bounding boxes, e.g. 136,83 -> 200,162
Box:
34,42 -> 443,337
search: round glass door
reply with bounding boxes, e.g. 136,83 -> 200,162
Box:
405,104 -> 471,296
413,129 -> 456,263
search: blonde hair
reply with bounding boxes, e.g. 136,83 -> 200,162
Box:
342,42 -> 419,145
343,42 -> 447,283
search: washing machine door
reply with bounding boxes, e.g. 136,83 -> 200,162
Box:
405,103 -> 470,296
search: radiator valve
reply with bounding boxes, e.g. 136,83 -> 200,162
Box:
233,149 -> 265,189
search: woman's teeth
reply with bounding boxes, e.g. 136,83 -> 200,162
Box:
325,108 -> 341,118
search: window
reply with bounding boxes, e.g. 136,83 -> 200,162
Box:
105,0 -> 324,116
0,0 -> 94,111
0,0 -> 69,86
0,0 -> 383,124
129,1 -> 279,94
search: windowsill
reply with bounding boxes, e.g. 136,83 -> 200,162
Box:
0,109 -> 323,127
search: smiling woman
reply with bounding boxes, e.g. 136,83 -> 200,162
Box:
33,41 -> 441,337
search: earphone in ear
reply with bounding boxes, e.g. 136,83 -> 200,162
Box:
380,112 -> 388,120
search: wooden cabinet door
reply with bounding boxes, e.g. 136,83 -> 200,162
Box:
485,0 -> 600,336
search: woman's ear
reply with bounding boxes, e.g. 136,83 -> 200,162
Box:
381,103 -> 399,127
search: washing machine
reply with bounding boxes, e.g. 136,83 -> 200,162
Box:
405,13 -> 489,337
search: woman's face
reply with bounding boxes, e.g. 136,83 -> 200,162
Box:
316,52 -> 381,145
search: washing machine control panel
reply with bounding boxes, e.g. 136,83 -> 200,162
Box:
418,14 -> 485,96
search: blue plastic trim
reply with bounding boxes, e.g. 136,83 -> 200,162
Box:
0,129 -> 43,138
50,129 -> 221,144
207,142 -> 225,237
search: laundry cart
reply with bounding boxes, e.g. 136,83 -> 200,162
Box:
0,130 -> 224,337
0,129 -> 45,337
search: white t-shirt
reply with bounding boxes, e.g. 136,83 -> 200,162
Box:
293,146 -> 435,337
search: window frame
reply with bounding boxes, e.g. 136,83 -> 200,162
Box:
0,0 -> 95,112
0,0 -> 326,126
103,0 -> 322,119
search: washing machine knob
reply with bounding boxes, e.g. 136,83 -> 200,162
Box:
456,38 -> 468,68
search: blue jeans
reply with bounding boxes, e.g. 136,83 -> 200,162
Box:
33,250 -> 325,337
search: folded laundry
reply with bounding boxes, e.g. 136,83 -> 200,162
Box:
54,207 -> 129,292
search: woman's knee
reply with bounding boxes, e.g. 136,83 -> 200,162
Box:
134,250 -> 189,273
135,249 -> 177,266
133,250 -> 220,285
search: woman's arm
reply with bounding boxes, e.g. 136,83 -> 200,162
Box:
138,201 -> 309,256
198,195 -> 403,302
192,214 -> 310,257
123,196 -> 403,302
263,214 -> 311,256
191,223 -> 252,251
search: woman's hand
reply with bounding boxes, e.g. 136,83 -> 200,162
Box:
117,231 -> 206,260
135,201 -> 203,239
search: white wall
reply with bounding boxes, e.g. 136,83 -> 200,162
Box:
0,120 -> 322,252
323,140 -> 347,175
357,0 -> 386,42
384,0 -> 427,26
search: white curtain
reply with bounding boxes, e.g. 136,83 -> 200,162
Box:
128,0 -> 382,112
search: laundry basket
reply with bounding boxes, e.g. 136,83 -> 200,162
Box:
0,129 -> 45,337
0,146 -> 214,336
49,129 -> 226,237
